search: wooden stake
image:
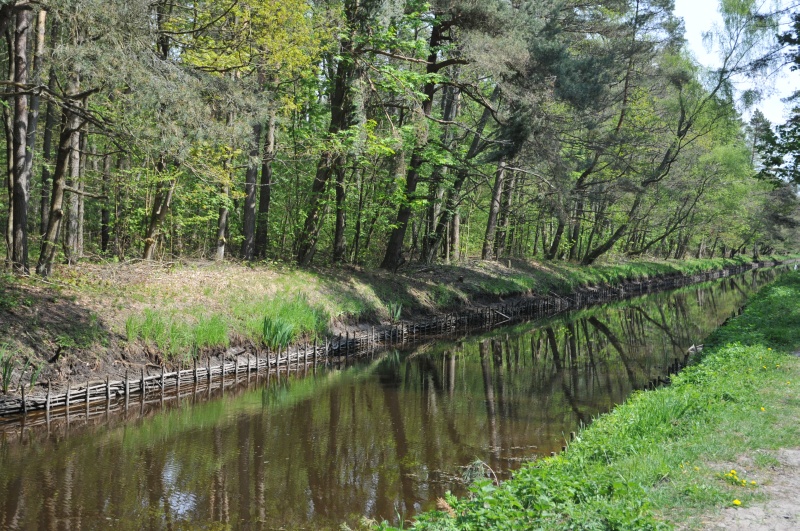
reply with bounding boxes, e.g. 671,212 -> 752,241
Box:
313,337 -> 318,365
193,357 -> 198,383
66,380 -> 71,423
85,379 -> 90,418
125,370 -> 129,411
46,379 -> 51,414
21,385 -> 27,416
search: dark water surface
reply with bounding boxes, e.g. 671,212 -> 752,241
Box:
0,268 -> 784,530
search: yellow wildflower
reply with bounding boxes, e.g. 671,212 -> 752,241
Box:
733,499 -> 741,506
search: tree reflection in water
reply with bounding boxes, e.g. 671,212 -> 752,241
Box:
0,269 -> 782,530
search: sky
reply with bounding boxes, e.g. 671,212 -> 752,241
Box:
673,0 -> 799,125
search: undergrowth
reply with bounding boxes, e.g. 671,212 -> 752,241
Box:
390,272 -> 800,530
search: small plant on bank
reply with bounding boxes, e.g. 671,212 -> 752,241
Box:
262,316 -> 295,350
722,469 -> 756,488
387,301 -> 403,322
27,361 -> 43,389
0,344 -> 15,393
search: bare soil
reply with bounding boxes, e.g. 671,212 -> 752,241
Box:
698,450 -> 800,530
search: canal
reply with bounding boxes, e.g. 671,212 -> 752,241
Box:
0,267 -> 785,530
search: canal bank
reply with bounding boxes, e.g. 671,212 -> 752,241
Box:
398,272 -> 800,530
0,257 -> 792,416
0,256 -> 794,407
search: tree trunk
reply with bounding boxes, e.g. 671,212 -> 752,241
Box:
37,106 -> 79,276
11,8 -> 31,274
64,120 -> 81,264
350,169 -> 365,263
332,165 -> 346,263
546,217 -> 565,260
40,67 -> 56,236
482,159 -> 506,260
381,21 -> 444,271
241,122 -> 261,260
24,9 -> 45,198
114,155 -> 128,259
450,209 -> 460,262
494,169 -> 516,258
421,84 -> 460,261
420,87 -> 499,264
581,194 -> 642,265
215,184 -> 229,261
254,111 -> 275,258
142,159 -> 174,261
296,7 -> 362,266
4,25 -> 15,267
101,153 -> 110,253
567,197 -> 583,262
76,132 -> 87,256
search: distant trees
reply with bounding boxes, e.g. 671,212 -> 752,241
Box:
0,0 -> 797,277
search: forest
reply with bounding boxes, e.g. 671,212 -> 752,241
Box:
1,0 -> 800,276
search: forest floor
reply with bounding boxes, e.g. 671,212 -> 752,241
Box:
0,255 -> 787,398
389,271 -> 800,531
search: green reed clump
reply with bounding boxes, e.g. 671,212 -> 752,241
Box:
386,300 -> 403,322
0,344 -> 15,393
262,316 -> 295,350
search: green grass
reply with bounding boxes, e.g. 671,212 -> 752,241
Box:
126,309 -> 231,360
393,272 -> 800,530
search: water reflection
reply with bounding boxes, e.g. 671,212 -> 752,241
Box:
0,269 -> 782,530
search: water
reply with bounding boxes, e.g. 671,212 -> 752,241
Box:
0,268 -> 783,530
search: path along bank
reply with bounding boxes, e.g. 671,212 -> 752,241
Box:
389,271 -> 800,530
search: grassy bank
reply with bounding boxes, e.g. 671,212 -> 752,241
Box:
0,255 -> 792,390
391,272 -> 800,530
